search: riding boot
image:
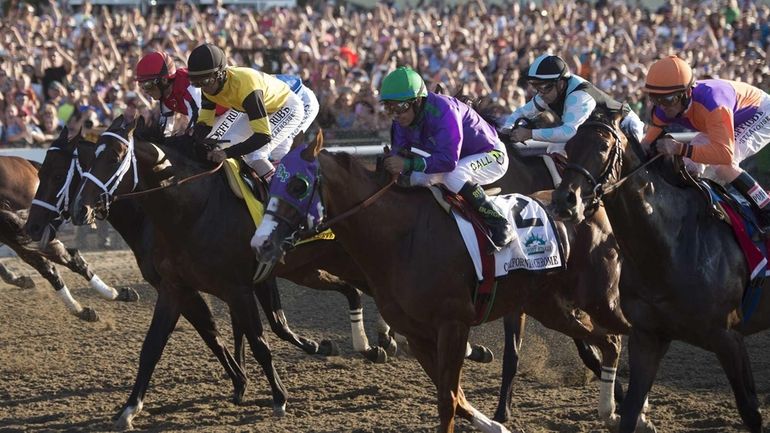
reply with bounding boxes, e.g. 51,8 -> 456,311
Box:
459,182 -> 515,251
731,171 -> 770,236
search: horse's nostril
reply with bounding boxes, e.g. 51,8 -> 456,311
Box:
567,191 -> 577,207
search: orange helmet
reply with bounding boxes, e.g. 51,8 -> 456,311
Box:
136,51 -> 176,82
643,55 -> 694,94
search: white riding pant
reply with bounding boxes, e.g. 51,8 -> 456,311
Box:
408,139 -> 509,193
207,92 -> 304,175
685,93 -> 770,183
269,85 -> 319,162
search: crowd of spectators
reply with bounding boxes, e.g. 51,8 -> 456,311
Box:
1,0 -> 770,147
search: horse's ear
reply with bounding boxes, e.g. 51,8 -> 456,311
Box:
301,128 -> 324,162
108,115 -> 125,131
135,115 -> 145,132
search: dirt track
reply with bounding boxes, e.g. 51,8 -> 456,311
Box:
0,250 -> 768,433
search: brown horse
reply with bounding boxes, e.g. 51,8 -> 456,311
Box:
64,116 -> 485,428
551,113 -> 770,432
0,137 -> 137,322
252,132 -> 631,433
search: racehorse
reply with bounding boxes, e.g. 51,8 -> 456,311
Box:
65,116 -> 491,428
251,131 -> 632,433
551,112 -> 770,433
0,139 -> 137,322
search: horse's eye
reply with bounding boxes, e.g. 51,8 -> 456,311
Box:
286,176 -> 310,199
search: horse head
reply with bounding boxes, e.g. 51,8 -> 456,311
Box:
71,115 -> 143,225
25,127 -> 80,246
252,131 -> 325,273
552,111 -> 628,223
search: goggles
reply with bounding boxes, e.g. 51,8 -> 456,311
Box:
649,92 -> 683,107
190,75 -> 218,88
382,100 -> 413,115
530,81 -> 557,94
139,79 -> 160,91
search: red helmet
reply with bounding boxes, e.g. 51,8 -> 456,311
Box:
135,51 -> 176,82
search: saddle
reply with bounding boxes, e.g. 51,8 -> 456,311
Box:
223,158 -> 270,202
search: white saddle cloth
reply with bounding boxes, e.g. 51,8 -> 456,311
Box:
454,193 -> 564,280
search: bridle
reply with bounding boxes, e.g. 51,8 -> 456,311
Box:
563,120 -> 661,211
31,145 -> 86,224
78,131 -> 139,217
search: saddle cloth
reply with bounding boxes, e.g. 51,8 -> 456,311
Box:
452,193 -> 565,280
704,182 -> 767,322
223,159 -> 334,245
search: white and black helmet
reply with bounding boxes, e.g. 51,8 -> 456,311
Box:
527,54 -> 571,81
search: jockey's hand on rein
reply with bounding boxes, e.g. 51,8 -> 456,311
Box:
383,155 -> 407,175
509,126 -> 533,143
654,137 -> 684,156
207,149 -> 227,165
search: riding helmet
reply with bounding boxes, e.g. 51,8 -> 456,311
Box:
379,67 -> 428,102
526,54 -> 571,81
187,43 -> 226,77
135,51 -> 176,82
643,55 -> 694,94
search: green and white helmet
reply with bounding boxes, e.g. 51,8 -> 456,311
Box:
379,67 -> 428,102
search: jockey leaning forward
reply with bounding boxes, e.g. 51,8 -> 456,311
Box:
136,51 -> 224,135
643,55 -> 770,233
503,54 -> 644,146
380,66 -> 514,251
186,43 -> 304,180
272,74 -> 320,161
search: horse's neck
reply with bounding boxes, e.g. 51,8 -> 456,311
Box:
503,153 -> 553,193
130,139 -> 213,228
603,150 -> 697,263
319,154 -> 427,262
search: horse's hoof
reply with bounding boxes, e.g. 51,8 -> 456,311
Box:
492,407 -> 510,423
77,307 -> 99,322
398,341 -> 413,358
318,339 -> 339,356
15,276 -> 35,289
232,380 -> 247,405
117,287 -> 140,302
363,346 -> 388,363
115,403 -> 141,431
378,332 -> 398,357
273,403 -> 286,418
468,345 -> 494,363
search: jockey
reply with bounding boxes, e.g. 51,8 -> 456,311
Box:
271,74 -> 319,162
380,66 -> 514,250
135,51 -> 201,135
502,54 -> 644,146
642,55 -> 770,232
186,43 -> 305,180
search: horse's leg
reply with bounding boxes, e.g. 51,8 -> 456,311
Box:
115,287 -> 181,431
43,239 -> 139,302
232,313 -> 246,370
375,312 -> 398,357
13,243 -> 98,321
712,329 -> 763,432
0,259 -> 34,288
573,338 -> 625,406
619,329 -> 669,433
252,276 -> 330,356
493,311 -> 526,422
229,289 -> 287,417
290,268 -> 380,360
457,386 -> 513,433
581,334 -> 623,429
180,290 -> 248,405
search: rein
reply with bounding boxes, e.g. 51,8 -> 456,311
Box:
565,120 -> 662,205
113,161 -> 223,201
299,176 -> 396,239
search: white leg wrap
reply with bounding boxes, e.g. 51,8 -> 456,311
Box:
57,286 -> 83,315
89,275 -> 118,300
472,409 -> 512,433
349,308 -> 370,352
465,342 -> 473,357
599,367 -> 617,420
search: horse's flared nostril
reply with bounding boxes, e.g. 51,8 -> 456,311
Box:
566,191 -> 578,207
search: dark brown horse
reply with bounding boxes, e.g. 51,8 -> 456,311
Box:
0,138 -> 137,322
63,116 -> 486,428
552,113 -> 770,433
252,132 -> 632,433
